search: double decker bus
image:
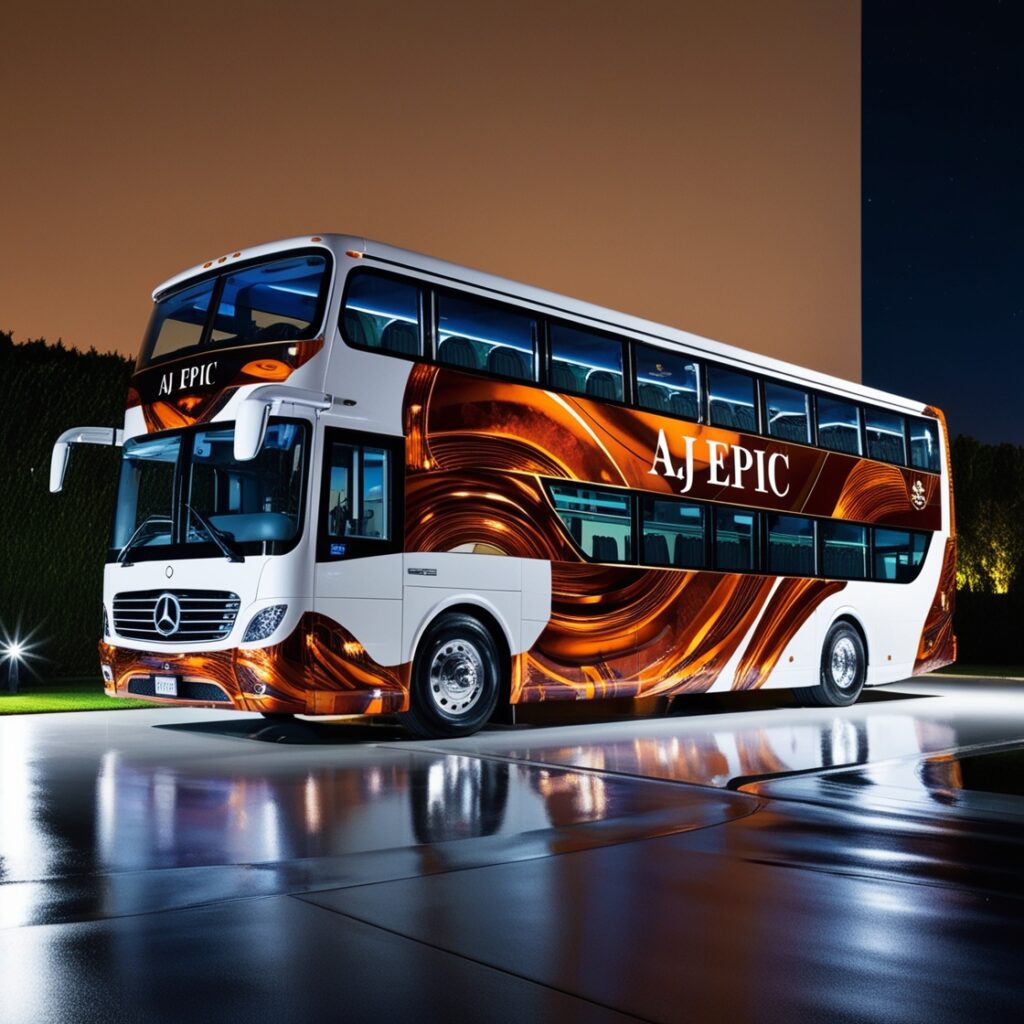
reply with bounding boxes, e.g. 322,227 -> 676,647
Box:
51,235 -> 956,738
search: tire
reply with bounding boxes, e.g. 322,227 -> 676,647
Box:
793,621 -> 866,707
401,613 -> 502,739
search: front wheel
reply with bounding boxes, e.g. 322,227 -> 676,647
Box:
401,613 -> 502,739
793,622 -> 866,707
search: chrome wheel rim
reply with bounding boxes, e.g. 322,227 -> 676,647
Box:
830,636 -> 859,690
428,639 -> 485,717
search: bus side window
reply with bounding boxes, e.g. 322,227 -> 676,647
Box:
707,366 -> 757,433
764,381 -> 812,444
641,496 -> 705,568
816,395 -> 862,455
436,292 -> 536,381
635,345 -> 701,421
549,323 -> 624,402
909,417 -> 940,473
549,484 -> 631,562
343,273 -> 422,356
864,407 -> 907,465
325,442 -> 391,540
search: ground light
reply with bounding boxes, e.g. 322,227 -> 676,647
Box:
0,627 -> 41,696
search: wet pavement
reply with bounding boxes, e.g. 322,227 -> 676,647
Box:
1,675 -> 1023,1022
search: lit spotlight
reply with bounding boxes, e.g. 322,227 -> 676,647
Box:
0,624 -> 42,696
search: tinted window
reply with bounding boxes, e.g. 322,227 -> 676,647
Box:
549,323 -> 624,401
715,507 -> 759,571
768,514 -> 815,575
821,521 -> 868,579
635,345 -> 700,420
707,366 -> 757,432
641,496 -> 705,568
325,443 -> 391,540
550,484 -> 631,562
874,528 -> 929,582
909,417 -> 941,472
343,273 -> 421,356
764,381 -> 811,444
816,396 -> 862,455
212,256 -> 328,345
146,278 -> 217,363
141,254 -> 330,368
865,408 -> 907,465
437,293 -> 536,380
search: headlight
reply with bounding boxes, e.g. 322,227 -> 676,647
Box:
243,605 -> 288,643
103,605 -> 110,638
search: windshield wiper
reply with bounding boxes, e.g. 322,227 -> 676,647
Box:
117,515 -> 173,567
185,504 -> 244,563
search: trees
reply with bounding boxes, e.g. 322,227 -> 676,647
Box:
951,435 -> 1024,595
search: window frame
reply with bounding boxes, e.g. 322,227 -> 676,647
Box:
316,427 -> 405,562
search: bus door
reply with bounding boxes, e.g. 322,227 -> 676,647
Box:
313,427 -> 405,666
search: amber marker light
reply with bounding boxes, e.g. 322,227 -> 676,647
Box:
310,236 -> 322,242
242,359 -> 291,381
345,249 -> 363,259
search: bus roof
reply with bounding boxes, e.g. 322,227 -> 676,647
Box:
153,233 -> 936,417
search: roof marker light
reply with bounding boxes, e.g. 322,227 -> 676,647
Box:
310,236 -> 323,242
345,250 -> 363,259
203,261 -> 213,268
217,256 -> 227,264
232,251 -> 241,258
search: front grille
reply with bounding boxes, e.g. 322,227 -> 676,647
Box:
128,677 -> 231,702
112,590 -> 241,642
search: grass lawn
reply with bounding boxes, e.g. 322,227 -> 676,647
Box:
934,664 -> 1024,679
0,677 -> 157,714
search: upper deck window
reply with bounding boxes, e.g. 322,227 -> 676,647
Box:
816,395 -> 862,455
549,323 -> 624,402
437,292 -> 536,381
635,344 -> 700,420
707,366 -> 757,432
343,273 -> 422,356
764,381 -> 811,444
864,407 -> 907,465
909,416 -> 941,473
141,252 -> 329,367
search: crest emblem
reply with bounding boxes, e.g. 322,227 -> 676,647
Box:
911,479 -> 927,511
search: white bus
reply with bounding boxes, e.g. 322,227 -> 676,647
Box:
52,235 -> 956,737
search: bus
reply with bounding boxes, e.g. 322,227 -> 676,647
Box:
50,235 -> 956,738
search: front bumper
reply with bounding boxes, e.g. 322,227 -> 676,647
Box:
99,612 -> 410,716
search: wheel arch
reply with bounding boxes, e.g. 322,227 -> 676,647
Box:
408,599 -> 514,705
825,611 -> 870,671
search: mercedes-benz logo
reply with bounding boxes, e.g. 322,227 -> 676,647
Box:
154,593 -> 181,637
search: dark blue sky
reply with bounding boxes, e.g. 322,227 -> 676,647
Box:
863,0 -> 1024,444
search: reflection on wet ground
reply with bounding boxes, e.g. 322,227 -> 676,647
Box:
1,676 -> 1023,1022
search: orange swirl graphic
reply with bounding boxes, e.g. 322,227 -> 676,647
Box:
732,578 -> 847,690
914,537 -> 957,674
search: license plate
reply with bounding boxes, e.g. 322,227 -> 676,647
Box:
154,675 -> 178,697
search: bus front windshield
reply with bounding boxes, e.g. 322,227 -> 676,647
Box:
111,421 -> 308,561
139,252 -> 330,368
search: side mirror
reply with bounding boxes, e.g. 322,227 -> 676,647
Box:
233,399 -> 270,461
50,426 -> 123,493
50,442 -> 71,493
232,386 -> 333,461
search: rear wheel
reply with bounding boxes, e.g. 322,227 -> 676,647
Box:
401,613 -> 502,739
793,622 -> 866,707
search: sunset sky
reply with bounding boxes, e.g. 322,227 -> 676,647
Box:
1,1 -> 860,380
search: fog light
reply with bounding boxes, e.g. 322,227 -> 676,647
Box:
243,605 -> 287,643
101,663 -> 114,683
